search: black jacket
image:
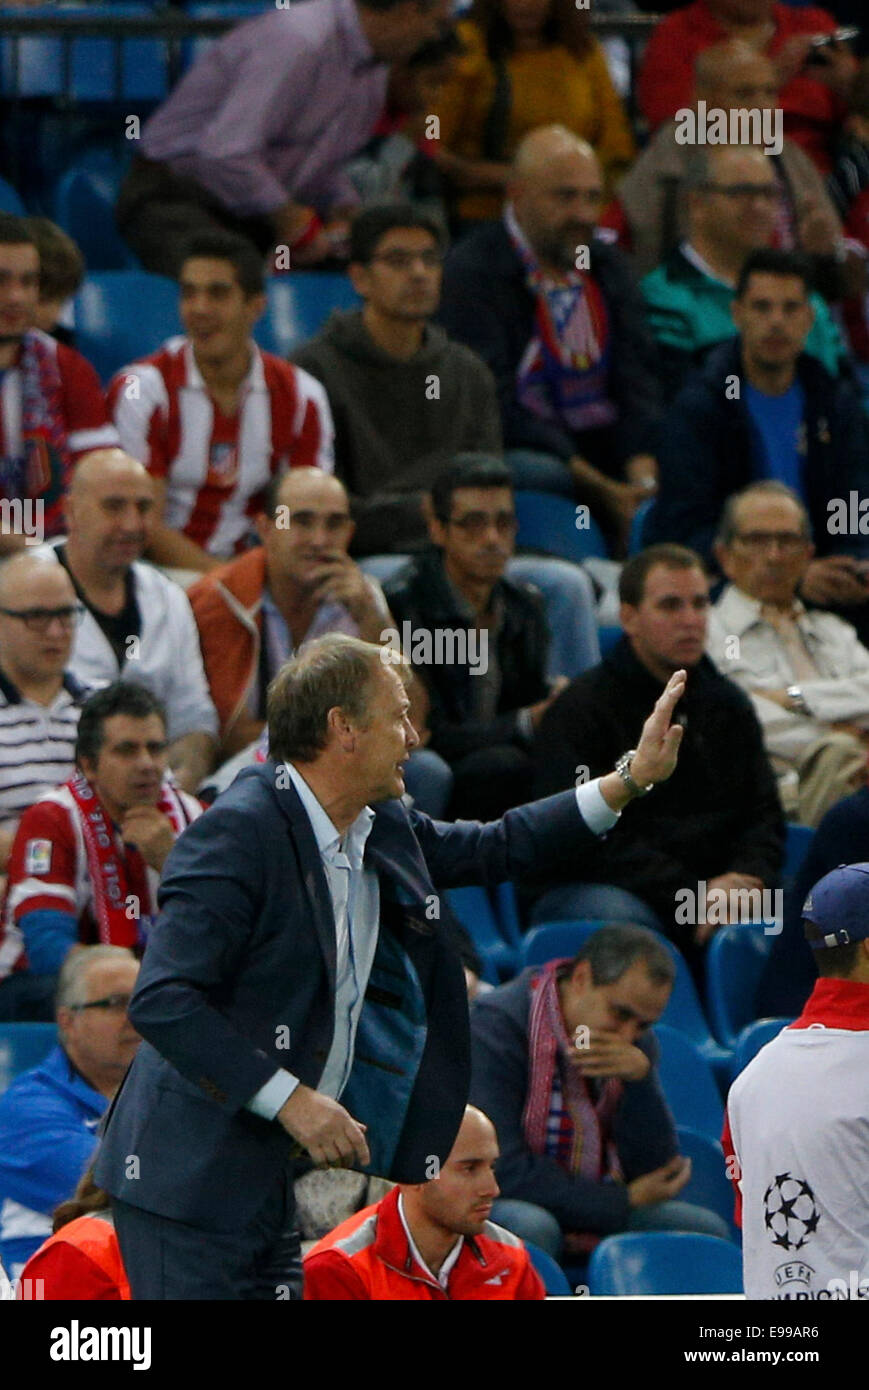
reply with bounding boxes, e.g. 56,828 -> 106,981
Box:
533,639 -> 784,928
437,221 -> 662,467
645,339 -> 869,566
383,547 -> 549,764
470,969 -> 677,1234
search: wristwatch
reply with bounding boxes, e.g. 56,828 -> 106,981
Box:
786,685 -> 810,716
614,749 -> 654,797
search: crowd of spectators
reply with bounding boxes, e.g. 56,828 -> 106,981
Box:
1,0 -> 869,1300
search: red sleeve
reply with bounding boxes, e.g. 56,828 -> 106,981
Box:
516,1254 -> 547,1301
721,1107 -> 742,1230
20,1241 -> 122,1300
7,799 -> 80,923
56,344 -> 119,460
303,1251 -> 372,1300
637,15 -> 699,131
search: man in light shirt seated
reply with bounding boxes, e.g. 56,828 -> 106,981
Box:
708,480 -> 869,826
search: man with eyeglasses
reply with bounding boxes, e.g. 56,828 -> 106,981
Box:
0,683 -> 201,1021
384,455 -> 567,820
641,145 -> 845,400
0,944 -> 140,1277
108,232 -> 335,576
0,551 -> 89,893
708,481 -> 869,826
291,204 -> 501,557
646,248 -> 869,642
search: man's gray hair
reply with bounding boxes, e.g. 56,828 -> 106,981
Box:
716,480 -> 812,547
574,924 -> 675,989
267,633 -> 409,764
56,945 -> 137,1011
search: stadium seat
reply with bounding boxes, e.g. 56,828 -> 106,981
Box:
1,5 -> 167,103
0,1023 -> 57,1096
588,1232 -> 743,1296
653,1024 -> 724,1138
254,273 -> 359,358
0,176 -> 25,216
597,624 -> 622,655
525,1240 -> 573,1297
514,491 -> 608,563
731,1017 -> 793,1079
676,1125 -> 739,1240
784,821 -> 814,887
54,148 -> 138,271
445,886 -> 516,983
628,497 -> 654,555
493,880 -> 523,956
73,270 -> 180,382
705,924 -> 774,1050
521,920 -> 733,1083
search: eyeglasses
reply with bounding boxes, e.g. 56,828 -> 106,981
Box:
733,531 -> 808,553
447,512 -> 518,537
0,604 -> 84,632
369,249 -> 443,270
704,183 -> 780,203
69,993 -> 133,1013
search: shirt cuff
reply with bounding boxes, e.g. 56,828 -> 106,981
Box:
575,778 -> 620,835
516,707 -> 535,744
246,1069 -> 299,1121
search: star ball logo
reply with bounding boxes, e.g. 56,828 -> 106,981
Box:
763,1172 -> 820,1252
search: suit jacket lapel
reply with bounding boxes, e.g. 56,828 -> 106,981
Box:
264,763 -> 337,988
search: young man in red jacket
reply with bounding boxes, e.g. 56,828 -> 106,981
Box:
304,1106 -> 545,1300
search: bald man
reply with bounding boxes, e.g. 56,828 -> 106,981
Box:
42,449 -> 218,793
438,125 -> 661,555
189,467 -> 393,759
641,144 -> 846,400
304,1106 -> 546,1299
605,42 -> 842,277
0,552 -> 87,875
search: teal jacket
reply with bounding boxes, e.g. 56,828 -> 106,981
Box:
642,246 -> 845,400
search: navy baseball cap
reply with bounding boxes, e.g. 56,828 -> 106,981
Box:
802,863 -> 869,950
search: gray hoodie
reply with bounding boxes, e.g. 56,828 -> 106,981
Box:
291,309 -> 501,555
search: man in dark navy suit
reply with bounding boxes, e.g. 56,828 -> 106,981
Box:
95,633 -> 686,1299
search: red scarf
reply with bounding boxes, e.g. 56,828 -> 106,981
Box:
66,770 -> 192,949
522,958 -> 623,1180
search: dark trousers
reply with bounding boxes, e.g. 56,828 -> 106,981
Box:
448,744 -> 535,821
112,1165 -> 302,1300
116,157 -> 277,278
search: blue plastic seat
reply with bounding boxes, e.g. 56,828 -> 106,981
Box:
731,1016 -> 793,1080
705,924 -> 774,1050
653,1024 -> 724,1138
597,624 -> 622,655
1,5 -> 167,102
0,1023 -> 57,1096
73,270 -> 181,382
445,886 -> 516,983
588,1232 -> 743,1296
493,880 -> 523,956
0,176 -> 25,216
524,1240 -> 573,1296
514,490 -> 608,562
54,148 -> 138,272
676,1125 -> 738,1240
254,273 -> 359,358
784,821 -> 814,885
521,920 -> 732,1083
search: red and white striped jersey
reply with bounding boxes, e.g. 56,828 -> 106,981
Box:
107,336 -> 335,557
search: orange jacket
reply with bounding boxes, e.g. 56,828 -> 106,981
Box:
188,547 -> 266,746
304,1186 -> 545,1301
19,1213 -> 130,1300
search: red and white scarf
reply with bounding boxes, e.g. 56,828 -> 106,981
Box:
66,770 -> 192,949
523,958 -> 624,1181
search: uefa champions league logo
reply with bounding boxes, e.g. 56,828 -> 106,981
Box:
764,1173 -> 821,1252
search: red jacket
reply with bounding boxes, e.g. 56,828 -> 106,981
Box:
18,1213 -> 129,1300
304,1186 -> 545,1301
637,1 -> 842,171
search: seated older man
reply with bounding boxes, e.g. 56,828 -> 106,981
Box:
708,480 -> 869,827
